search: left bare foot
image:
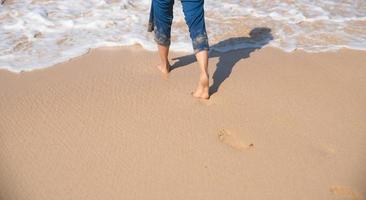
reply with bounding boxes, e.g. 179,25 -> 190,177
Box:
156,63 -> 170,74
191,73 -> 209,99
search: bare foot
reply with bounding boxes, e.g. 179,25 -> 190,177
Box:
191,73 -> 209,99
156,63 -> 170,74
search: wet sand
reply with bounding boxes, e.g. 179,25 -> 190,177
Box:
1,46 -> 366,200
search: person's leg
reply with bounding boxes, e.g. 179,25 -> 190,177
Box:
153,0 -> 174,74
193,50 -> 209,99
157,44 -> 170,74
181,0 -> 210,99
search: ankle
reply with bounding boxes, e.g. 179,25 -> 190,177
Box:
200,72 -> 209,80
161,61 -> 170,68
199,74 -> 209,86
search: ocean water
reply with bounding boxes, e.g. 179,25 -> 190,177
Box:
0,0 -> 365,72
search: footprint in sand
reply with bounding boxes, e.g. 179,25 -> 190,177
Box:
218,129 -> 254,151
330,186 -> 362,200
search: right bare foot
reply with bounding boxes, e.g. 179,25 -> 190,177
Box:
156,63 -> 170,74
191,73 -> 209,99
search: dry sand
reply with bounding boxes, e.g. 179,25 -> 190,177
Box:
1,46 -> 366,200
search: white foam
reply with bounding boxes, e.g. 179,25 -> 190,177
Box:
0,0 -> 365,72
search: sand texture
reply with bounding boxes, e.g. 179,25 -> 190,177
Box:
1,46 -> 366,200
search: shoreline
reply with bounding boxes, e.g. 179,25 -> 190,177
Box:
1,45 -> 366,200
1,45 -> 366,74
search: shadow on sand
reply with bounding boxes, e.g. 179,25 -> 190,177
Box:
171,27 -> 273,96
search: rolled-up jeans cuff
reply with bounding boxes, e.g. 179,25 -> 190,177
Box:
193,33 -> 209,53
154,28 -> 171,46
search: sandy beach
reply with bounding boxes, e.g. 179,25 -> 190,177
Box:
1,46 -> 366,199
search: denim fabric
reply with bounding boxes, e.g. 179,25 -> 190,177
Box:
147,2 -> 154,32
151,0 -> 209,53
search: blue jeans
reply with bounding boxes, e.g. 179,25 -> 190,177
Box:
150,0 -> 209,53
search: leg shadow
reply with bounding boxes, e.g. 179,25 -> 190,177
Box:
171,27 -> 273,96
